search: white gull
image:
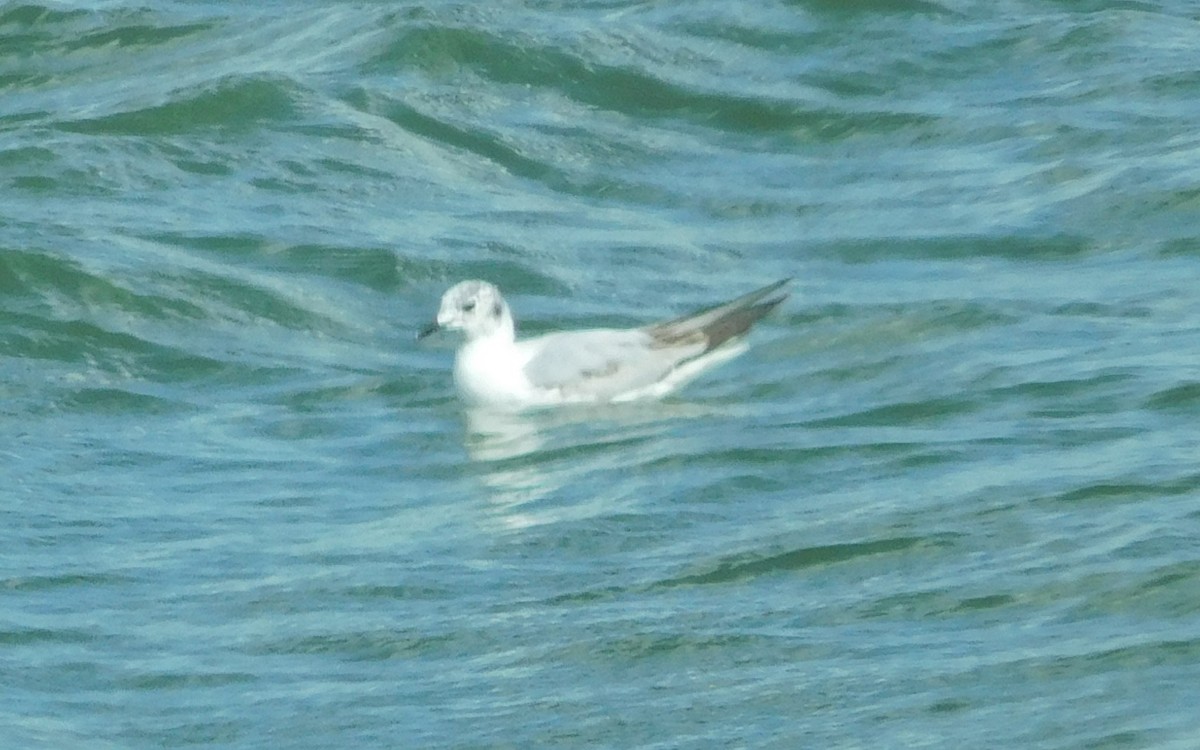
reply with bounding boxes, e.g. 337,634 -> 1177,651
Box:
419,279 -> 789,409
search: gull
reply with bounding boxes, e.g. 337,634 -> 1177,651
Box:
418,278 -> 789,408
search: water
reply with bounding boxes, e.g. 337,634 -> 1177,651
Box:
3,0 -> 1200,747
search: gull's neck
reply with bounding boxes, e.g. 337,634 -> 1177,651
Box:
459,313 -> 517,365
470,310 -> 515,346
454,312 -> 527,406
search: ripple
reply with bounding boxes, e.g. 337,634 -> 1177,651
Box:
662,535 -> 948,587
1146,382 -> 1200,414
1048,472 -> 1200,506
57,75 -> 302,136
0,626 -> 96,645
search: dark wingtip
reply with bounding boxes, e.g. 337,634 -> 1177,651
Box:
702,293 -> 787,352
646,278 -> 792,351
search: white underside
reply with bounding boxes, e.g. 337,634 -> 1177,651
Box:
609,341 -> 747,402
454,335 -> 748,410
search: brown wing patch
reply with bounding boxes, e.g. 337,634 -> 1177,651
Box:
579,360 -> 621,380
647,328 -> 706,349
645,280 -> 789,354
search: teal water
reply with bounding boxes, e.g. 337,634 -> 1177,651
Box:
3,1 -> 1200,747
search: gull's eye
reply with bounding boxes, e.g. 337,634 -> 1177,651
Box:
462,300 -> 476,313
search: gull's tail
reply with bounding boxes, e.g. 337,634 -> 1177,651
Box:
645,278 -> 790,352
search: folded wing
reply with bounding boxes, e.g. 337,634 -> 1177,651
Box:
522,328 -> 702,401
521,279 -> 790,401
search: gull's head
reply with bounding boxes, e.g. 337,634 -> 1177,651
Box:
418,280 -> 513,343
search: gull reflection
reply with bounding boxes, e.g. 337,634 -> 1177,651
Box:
461,402 -> 721,531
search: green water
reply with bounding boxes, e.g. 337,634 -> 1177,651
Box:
3,1 -> 1200,747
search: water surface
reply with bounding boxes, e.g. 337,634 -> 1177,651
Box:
3,1 -> 1200,747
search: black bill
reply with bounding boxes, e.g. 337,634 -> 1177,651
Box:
416,321 -> 440,341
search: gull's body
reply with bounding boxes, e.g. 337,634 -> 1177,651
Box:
420,279 -> 789,409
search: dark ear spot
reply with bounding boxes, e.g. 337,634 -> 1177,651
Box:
493,302 -> 503,318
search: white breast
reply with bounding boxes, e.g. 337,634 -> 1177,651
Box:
453,337 -> 540,407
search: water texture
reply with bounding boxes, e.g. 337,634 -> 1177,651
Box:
2,0 -> 1199,747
